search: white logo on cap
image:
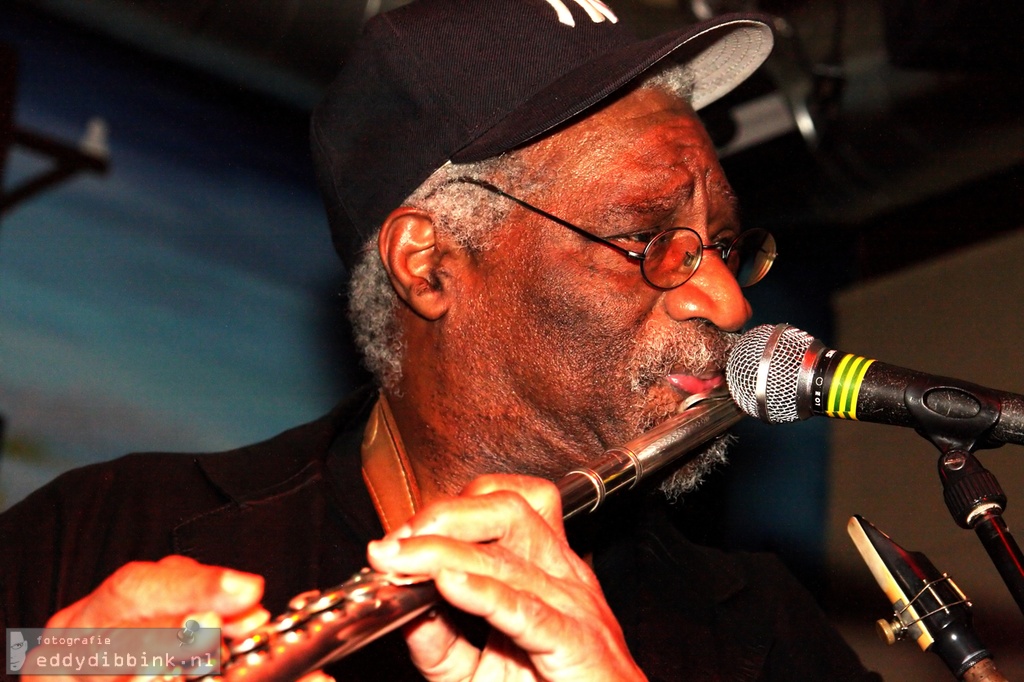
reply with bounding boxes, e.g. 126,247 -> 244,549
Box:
543,0 -> 618,27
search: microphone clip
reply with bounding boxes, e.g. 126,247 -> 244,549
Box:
904,377 -> 1002,456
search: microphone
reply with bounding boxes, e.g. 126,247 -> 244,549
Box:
725,323 -> 1024,447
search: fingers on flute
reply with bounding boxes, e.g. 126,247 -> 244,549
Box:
48,556 -> 265,629
461,474 -> 564,526
403,609 -> 482,682
432,568 -> 640,681
393,476 -> 564,543
368,525 -> 576,593
373,490 -> 588,585
368,533 -> 607,646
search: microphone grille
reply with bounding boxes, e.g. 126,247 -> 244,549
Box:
726,323 -> 816,423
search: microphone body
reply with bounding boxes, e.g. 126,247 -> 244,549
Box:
727,323 -> 1024,447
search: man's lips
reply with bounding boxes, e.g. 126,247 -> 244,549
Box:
667,373 -> 724,396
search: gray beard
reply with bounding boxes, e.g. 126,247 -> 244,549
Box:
626,323 -> 739,435
656,433 -> 735,502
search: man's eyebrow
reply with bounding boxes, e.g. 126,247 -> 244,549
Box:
716,181 -> 740,213
596,178 -> 740,230
601,193 -> 687,226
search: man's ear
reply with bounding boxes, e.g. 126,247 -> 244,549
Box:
378,207 -> 452,321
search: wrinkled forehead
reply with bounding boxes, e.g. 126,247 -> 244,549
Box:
516,88 -> 732,214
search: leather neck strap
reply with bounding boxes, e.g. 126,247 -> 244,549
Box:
360,393 -> 422,533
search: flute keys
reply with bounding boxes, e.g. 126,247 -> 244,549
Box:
288,589 -> 322,611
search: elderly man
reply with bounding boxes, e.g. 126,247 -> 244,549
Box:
1,1 -> 879,680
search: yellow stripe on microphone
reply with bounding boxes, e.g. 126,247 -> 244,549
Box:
827,354 -> 876,419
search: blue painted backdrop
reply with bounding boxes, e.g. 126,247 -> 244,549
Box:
1,8 -> 347,508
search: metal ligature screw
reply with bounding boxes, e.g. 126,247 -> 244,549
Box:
875,616 -> 906,646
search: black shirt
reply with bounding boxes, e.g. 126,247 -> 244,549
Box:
0,387 -> 879,681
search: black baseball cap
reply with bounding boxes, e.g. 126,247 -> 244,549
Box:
311,0 -> 774,268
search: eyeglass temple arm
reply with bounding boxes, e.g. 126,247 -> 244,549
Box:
454,177 -> 643,260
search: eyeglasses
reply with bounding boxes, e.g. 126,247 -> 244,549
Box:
455,178 -> 776,290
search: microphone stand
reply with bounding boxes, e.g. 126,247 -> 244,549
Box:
904,378 -> 1024,616
937,449 -> 1024,615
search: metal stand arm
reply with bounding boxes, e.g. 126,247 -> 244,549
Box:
901,375 -> 1024,618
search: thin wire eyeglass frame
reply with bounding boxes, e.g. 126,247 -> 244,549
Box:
453,177 -> 777,291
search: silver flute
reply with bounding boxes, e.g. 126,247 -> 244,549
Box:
209,389 -> 743,681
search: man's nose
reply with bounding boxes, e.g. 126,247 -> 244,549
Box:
662,251 -> 751,332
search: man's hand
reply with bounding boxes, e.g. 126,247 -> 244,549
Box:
366,474 -> 647,682
46,555 -> 268,636
24,556 -> 269,680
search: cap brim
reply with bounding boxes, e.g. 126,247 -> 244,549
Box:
453,13 -> 774,163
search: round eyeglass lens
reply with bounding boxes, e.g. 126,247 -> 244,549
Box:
727,228 -> 776,287
641,228 -> 703,289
